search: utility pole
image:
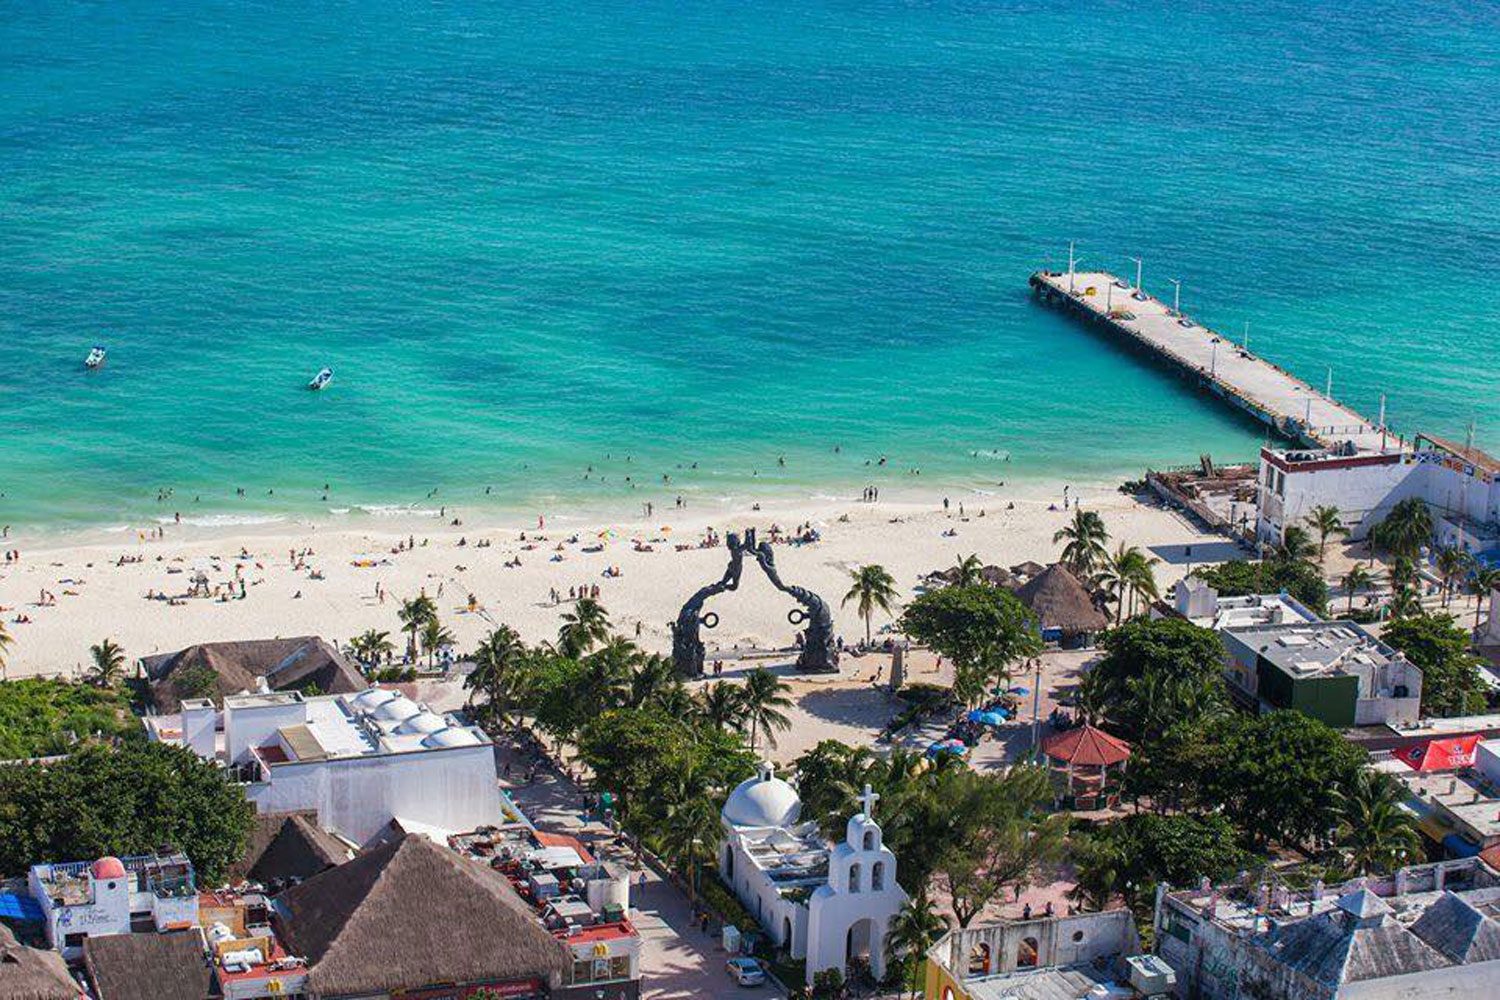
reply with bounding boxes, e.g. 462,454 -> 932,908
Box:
1030,658 -> 1043,760
1379,393 -> 1388,449
1211,340 -> 1218,376
1067,241 -> 1076,294
1243,321 -> 1250,352
1169,278 -> 1181,316
1326,366 -> 1333,400
1129,256 -> 1143,297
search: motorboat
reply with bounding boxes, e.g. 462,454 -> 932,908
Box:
85,346 -> 107,369
308,367 -> 333,390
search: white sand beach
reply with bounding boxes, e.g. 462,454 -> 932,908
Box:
0,485 -> 1232,681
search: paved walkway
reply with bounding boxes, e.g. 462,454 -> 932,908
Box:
492,739 -> 786,1000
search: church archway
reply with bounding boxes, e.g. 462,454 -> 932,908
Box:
1017,936 -> 1040,968
846,918 -> 875,968
783,916 -> 792,950
968,942 -> 991,975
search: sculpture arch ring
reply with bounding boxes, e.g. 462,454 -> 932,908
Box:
700,611 -> 720,630
787,608 -> 808,626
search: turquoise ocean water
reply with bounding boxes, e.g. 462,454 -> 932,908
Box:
3,0 -> 1498,531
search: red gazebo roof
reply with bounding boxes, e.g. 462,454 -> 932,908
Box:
1042,724 -> 1131,767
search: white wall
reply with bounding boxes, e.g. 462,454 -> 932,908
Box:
224,698 -> 308,765
245,744 -> 504,844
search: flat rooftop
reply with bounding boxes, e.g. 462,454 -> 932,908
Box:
1396,768 -> 1500,841
1226,620 -> 1400,680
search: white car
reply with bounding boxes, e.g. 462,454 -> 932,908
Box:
726,957 -> 767,986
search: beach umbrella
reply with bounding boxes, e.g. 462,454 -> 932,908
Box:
1009,686 -> 1030,696
975,711 -> 1007,726
966,709 -> 986,723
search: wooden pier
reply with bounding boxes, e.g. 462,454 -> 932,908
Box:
1030,270 -> 1389,452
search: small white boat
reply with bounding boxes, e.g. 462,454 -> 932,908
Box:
308,367 -> 333,391
85,346 -> 107,369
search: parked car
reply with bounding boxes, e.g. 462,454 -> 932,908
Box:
726,957 -> 767,986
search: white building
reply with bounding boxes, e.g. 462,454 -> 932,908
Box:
28,853 -> 198,960
720,764 -> 907,986
1170,576 -> 1323,630
1256,435 -> 1500,562
148,687 -> 505,845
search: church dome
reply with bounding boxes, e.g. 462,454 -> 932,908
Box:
723,767 -> 802,829
91,857 -> 126,880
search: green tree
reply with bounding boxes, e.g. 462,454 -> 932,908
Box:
0,678 -> 138,758
899,585 -> 1041,707
1095,544 -> 1160,624
933,765 -> 1068,927
1075,813 -> 1252,917
696,681 -> 746,732
1342,565 -> 1373,615
1332,770 -> 1421,876
885,893 -> 948,999
349,629 -> 394,667
87,639 -> 126,688
1054,509 -> 1110,577
1381,613 -> 1487,717
464,625 -> 530,728
1306,505 -> 1348,563
1472,568 -> 1500,629
419,616 -> 455,667
1434,547 -> 1475,608
397,594 -> 438,660
843,564 -> 900,646
659,792 -> 722,904
1276,525 -> 1317,565
0,741 -> 253,882
951,554 -> 984,587
740,667 -> 793,751
1076,617 -> 1226,743
1066,832 -> 1127,913
558,597 -> 612,658
1191,559 -> 1328,614
1371,498 -> 1433,560
1200,711 -> 1367,850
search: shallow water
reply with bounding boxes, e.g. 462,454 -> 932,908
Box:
3,0 -> 1497,529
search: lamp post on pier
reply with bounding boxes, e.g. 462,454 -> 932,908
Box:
1242,321 -> 1250,352
1128,256 -> 1144,298
1168,278 -> 1181,317
1067,241 -> 1077,294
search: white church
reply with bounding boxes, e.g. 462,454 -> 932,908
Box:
720,762 -> 908,986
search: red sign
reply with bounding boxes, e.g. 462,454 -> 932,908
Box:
391,980 -> 544,1000
1394,735 -> 1481,772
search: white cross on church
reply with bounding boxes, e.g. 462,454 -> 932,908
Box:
860,783 -> 879,819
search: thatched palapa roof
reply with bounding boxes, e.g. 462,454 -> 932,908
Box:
275,833 -> 571,997
1014,564 -> 1109,634
143,636 -> 366,711
1010,560 -> 1047,579
84,930 -> 212,1000
232,811 -> 353,884
0,926 -> 79,1000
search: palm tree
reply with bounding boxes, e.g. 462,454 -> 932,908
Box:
397,594 -> 438,661
1388,555 -> 1418,595
659,794 -> 722,904
696,681 -> 746,732
1095,544 -> 1160,624
1275,525 -> 1316,565
1342,565 -> 1372,615
558,597 -> 611,658
843,564 -> 899,645
1305,505 -> 1348,563
739,667 -> 793,751
885,893 -> 948,999
1054,509 -> 1110,577
1066,833 -> 1126,913
577,639 -> 635,717
1333,771 -> 1421,876
87,639 -> 126,688
628,653 -> 676,709
1434,547 -> 1474,608
465,625 -> 528,725
0,621 -> 12,681
1471,568 -> 1500,629
951,553 -> 984,586
1371,498 -> 1433,560
1387,586 -> 1422,621
419,617 -> 455,667
349,629 -> 394,667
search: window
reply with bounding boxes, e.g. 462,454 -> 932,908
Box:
862,830 -> 875,850
848,863 -> 861,893
63,933 -> 87,950
968,942 -> 990,975
871,861 -> 886,891
1072,930 -> 1085,943
1018,937 -> 1040,968
609,955 -> 630,979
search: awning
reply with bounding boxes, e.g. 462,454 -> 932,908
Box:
1443,833 -> 1482,858
1394,735 -> 1481,772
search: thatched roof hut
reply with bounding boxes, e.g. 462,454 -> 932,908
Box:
275,833 -> 571,997
0,925 -> 81,1000
84,930 -> 212,1000
142,636 -> 366,712
1014,564 -> 1109,636
232,811 -> 354,884
1009,560 -> 1047,579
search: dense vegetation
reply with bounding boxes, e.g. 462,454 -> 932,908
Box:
0,741 -> 254,883
0,678 -> 139,759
